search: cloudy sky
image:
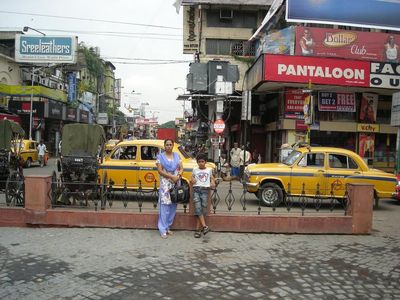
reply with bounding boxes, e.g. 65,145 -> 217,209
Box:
0,0 -> 191,124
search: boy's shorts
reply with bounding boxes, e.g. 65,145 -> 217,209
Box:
192,187 -> 209,216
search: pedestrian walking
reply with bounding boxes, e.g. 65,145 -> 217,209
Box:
155,139 -> 184,239
190,152 -> 215,238
37,140 -> 47,167
239,146 -> 251,181
230,142 -> 241,180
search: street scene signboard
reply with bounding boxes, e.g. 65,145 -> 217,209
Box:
213,119 -> 225,134
318,92 -> 356,112
15,34 -> 77,64
391,92 -> 400,127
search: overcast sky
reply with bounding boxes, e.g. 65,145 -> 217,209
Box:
0,0 -> 191,124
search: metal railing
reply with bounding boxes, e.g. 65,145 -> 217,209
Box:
48,177 -> 349,215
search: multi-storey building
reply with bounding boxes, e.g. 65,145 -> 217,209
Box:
245,1 -> 400,172
0,32 -> 120,153
179,0 -> 271,158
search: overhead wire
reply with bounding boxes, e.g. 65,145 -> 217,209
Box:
0,10 -> 182,30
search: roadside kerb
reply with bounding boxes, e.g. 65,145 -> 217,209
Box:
0,175 -> 373,234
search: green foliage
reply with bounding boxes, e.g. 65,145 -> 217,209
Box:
68,100 -> 79,108
78,46 -> 105,79
232,55 -> 255,66
159,120 -> 175,128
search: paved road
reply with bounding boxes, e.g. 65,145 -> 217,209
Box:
1,194 -> 400,299
1,158 -> 398,298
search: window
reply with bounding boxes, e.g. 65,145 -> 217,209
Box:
206,39 -> 254,55
111,146 -> 137,160
299,153 -> 325,167
328,154 -> 358,169
207,10 -> 257,28
141,146 -> 159,160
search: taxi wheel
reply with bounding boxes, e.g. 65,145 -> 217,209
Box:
258,182 -> 283,207
25,158 -> 32,168
374,192 -> 379,209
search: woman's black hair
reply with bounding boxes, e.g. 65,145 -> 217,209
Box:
164,139 -> 174,146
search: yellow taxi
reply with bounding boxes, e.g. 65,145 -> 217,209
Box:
104,139 -> 121,155
244,146 -> 397,208
11,139 -> 48,168
98,139 -> 215,190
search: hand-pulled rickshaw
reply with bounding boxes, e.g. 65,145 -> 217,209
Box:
0,119 -> 25,206
52,123 -> 107,208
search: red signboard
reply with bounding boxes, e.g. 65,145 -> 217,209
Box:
295,26 -> 400,62
285,88 -> 306,119
264,54 -> 370,87
318,92 -> 356,112
213,119 -> 225,134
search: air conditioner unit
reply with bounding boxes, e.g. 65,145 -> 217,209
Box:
220,9 -> 233,19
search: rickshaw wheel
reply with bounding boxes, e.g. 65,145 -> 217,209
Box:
5,171 -> 25,207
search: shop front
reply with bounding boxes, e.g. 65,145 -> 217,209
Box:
45,99 -> 65,155
246,53 -> 398,172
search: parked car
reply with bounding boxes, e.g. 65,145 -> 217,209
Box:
392,174 -> 400,201
98,139 -> 215,192
105,139 -> 121,155
11,139 -> 48,168
244,146 -> 397,208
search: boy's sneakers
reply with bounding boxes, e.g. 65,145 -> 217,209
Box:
202,226 -> 210,235
194,230 -> 201,238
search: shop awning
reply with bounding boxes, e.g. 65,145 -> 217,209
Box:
0,83 -> 67,102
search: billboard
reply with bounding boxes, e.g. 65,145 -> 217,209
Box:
391,92 -> 400,127
256,26 -> 295,58
295,27 -> 400,63
15,34 -> 77,64
318,92 -> 356,112
286,0 -> 400,32
264,54 -> 370,87
284,88 -> 306,119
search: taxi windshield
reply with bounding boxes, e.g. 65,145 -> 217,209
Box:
178,145 -> 192,159
283,150 -> 301,166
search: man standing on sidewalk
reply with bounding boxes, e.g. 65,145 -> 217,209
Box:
37,140 -> 47,168
230,142 -> 241,180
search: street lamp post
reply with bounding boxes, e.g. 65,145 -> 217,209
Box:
174,87 -> 187,143
23,26 -> 46,141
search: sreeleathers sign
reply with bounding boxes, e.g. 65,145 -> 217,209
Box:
15,34 -> 77,64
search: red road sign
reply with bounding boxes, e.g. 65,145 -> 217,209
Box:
213,119 -> 225,134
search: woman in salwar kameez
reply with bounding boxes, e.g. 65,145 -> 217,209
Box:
156,139 -> 183,238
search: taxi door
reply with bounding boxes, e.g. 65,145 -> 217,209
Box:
30,141 -> 38,162
101,145 -> 138,189
290,152 -> 328,197
326,153 -> 361,198
137,145 -> 161,191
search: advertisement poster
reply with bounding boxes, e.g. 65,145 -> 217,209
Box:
295,27 -> 400,63
359,133 -> 375,159
359,93 -> 378,123
264,54 -> 370,87
318,92 -> 356,112
286,0 -> 400,31
284,88 -> 306,119
256,26 -> 294,58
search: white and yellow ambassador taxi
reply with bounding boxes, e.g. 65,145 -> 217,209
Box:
244,146 -> 396,208
98,140 -> 214,190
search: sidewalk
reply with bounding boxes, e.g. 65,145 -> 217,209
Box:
1,199 -> 400,299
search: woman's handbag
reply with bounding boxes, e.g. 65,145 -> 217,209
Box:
169,182 -> 189,204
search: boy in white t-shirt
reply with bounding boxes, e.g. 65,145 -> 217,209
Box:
190,153 -> 215,238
